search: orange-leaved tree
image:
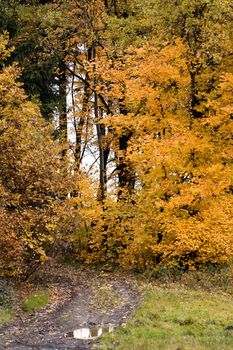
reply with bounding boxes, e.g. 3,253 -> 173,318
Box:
123,40 -> 233,270
87,36 -> 233,270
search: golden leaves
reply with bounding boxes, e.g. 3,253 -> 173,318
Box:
0,32 -> 14,61
86,34 -> 233,270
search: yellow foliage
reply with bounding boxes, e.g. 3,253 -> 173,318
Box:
0,36 -> 87,277
84,36 -> 233,271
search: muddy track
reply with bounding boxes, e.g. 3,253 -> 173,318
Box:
0,266 -> 141,350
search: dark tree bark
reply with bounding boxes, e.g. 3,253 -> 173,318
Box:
117,131 -> 135,199
116,105 -> 135,200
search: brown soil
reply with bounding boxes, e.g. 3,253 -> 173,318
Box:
0,263 -> 141,350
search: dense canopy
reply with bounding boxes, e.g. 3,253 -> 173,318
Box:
0,0 -> 232,277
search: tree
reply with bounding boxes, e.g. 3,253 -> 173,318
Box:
0,33 -> 85,277
86,24 -> 233,269
1,1 -> 232,273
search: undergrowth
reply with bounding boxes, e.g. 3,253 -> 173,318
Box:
0,307 -> 13,326
22,290 -> 49,314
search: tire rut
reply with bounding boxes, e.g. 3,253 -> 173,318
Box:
0,268 -> 141,350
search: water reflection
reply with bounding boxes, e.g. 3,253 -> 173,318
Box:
66,324 -> 114,340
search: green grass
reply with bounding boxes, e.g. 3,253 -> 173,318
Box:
99,286 -> 233,350
22,290 -> 49,314
0,307 -> 13,325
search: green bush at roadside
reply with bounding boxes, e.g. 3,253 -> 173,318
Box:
22,290 -> 49,314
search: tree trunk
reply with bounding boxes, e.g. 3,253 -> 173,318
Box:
58,61 -> 67,157
73,75 -> 91,170
92,42 -> 110,202
116,106 -> 135,200
117,131 -> 135,199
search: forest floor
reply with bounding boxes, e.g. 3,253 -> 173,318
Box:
1,264 -> 233,350
0,263 -> 141,350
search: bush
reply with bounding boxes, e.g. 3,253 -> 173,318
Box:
0,279 -> 11,307
22,290 -> 49,314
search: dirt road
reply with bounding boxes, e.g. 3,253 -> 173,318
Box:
0,265 -> 141,350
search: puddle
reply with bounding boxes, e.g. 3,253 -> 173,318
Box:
65,324 -> 115,340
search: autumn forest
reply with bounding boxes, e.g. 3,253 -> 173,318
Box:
0,0 -> 232,279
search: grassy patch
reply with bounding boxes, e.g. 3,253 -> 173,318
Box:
22,290 -> 49,314
0,307 -> 13,325
99,286 -> 233,350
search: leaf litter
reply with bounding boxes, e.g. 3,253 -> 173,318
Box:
0,263 -> 141,350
